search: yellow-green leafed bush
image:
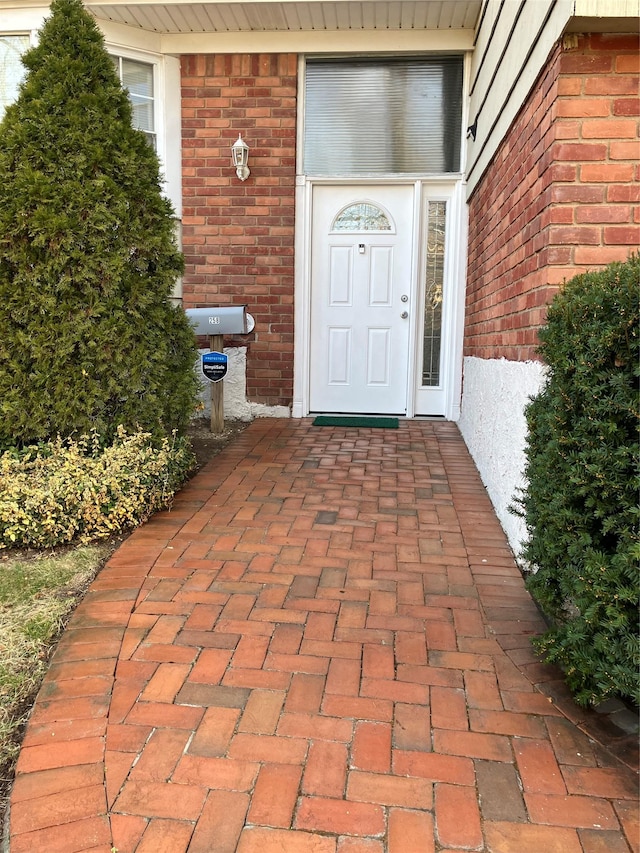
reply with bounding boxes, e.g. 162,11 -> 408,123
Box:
0,427 -> 194,548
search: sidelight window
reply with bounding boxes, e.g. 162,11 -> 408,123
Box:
422,201 -> 447,388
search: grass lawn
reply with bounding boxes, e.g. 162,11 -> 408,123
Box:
0,542 -> 117,824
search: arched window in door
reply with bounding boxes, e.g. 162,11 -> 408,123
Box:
332,203 -> 393,232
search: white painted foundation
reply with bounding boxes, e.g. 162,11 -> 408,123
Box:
458,356 -> 547,559
197,347 -> 290,421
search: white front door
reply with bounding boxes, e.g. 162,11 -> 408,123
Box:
309,185 -> 414,414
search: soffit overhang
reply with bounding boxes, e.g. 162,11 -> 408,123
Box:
81,1 -> 482,34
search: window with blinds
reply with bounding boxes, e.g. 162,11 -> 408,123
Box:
304,57 -> 463,176
111,56 -> 156,149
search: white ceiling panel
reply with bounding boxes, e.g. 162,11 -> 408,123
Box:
88,2 -> 482,33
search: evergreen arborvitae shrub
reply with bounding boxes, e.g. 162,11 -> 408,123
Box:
518,254 -> 639,707
0,0 -> 198,448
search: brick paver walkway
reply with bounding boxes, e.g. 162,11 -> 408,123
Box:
7,420 -> 638,852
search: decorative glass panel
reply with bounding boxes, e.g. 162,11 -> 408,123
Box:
333,203 -> 391,232
0,35 -> 29,119
305,57 -> 463,176
422,202 -> 446,387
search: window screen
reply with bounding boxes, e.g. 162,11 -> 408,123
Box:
304,57 -> 463,176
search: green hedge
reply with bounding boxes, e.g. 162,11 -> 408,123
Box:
516,255 -> 639,707
0,428 -> 194,549
0,0 -> 198,448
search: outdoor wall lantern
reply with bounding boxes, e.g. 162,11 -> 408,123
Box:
231,134 -> 250,181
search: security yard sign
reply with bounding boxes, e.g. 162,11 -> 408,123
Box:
202,351 -> 228,383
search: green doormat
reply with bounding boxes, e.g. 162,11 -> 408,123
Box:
312,416 -> 399,428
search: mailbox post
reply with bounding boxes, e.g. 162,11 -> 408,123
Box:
208,331 -> 225,433
185,307 -> 253,434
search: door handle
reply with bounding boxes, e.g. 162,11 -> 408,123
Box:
401,311 -> 409,319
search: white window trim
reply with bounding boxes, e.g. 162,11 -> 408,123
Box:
0,31 -> 35,119
106,43 -> 183,301
105,43 -> 182,216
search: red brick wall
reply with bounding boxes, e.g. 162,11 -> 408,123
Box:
465,33 -> 639,362
181,54 -> 297,406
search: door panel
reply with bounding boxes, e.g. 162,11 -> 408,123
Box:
370,247 -> 393,305
329,247 -> 352,304
327,327 -> 351,384
367,328 -> 392,385
310,185 -> 413,414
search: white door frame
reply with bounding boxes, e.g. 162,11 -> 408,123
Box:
293,175 -> 467,421
412,179 -> 468,419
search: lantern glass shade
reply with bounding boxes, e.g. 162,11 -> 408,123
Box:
231,134 -> 250,180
